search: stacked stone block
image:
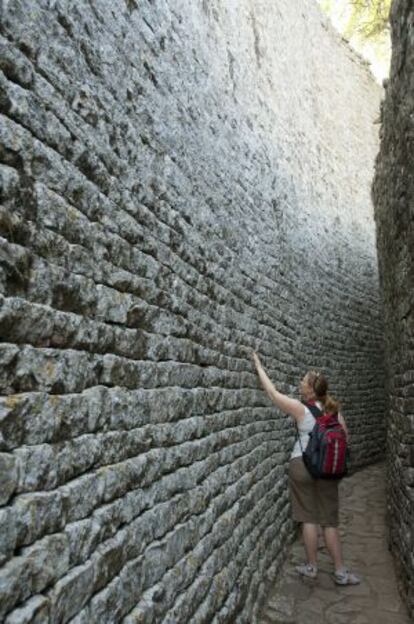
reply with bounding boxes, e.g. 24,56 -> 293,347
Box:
373,0 -> 414,618
0,0 -> 384,621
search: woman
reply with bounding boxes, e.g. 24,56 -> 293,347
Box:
252,352 -> 360,585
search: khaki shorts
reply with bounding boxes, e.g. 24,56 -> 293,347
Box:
289,457 -> 339,527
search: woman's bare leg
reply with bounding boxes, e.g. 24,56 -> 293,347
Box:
323,526 -> 343,570
302,523 -> 318,566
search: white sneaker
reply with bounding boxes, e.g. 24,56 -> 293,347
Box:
296,563 -> 318,579
334,567 -> 361,585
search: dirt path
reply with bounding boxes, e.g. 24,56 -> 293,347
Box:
257,463 -> 411,624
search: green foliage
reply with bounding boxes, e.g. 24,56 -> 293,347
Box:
344,0 -> 391,40
318,0 -> 391,79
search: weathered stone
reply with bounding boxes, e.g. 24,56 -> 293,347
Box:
0,164 -> 20,201
0,0 -> 386,621
64,517 -> 102,566
0,508 -> 17,565
4,595 -> 49,624
0,452 -> 19,504
0,534 -> 69,619
13,490 -> 66,546
47,561 -> 95,623
372,0 -> 414,619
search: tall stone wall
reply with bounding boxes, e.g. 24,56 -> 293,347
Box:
0,1 -> 384,622
372,0 -> 414,618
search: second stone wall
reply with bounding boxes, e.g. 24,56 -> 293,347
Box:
373,0 -> 414,618
0,0 -> 385,622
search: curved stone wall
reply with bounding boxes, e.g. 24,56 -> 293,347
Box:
0,1 -> 384,622
373,0 -> 414,618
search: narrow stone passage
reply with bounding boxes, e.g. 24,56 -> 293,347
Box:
257,463 -> 411,624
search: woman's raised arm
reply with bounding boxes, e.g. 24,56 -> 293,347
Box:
252,352 -> 305,421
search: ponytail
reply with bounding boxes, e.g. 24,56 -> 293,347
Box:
323,394 -> 340,415
307,370 -> 339,414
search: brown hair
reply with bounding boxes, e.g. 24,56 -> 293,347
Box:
306,370 -> 339,414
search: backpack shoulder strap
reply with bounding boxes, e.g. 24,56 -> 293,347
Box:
294,419 -> 304,452
302,400 -> 323,420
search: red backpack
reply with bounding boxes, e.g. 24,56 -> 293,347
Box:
298,401 -> 349,480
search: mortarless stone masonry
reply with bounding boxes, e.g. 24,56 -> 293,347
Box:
373,0 -> 414,619
0,1 -> 385,622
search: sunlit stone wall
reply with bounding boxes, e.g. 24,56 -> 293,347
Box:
0,1 -> 384,621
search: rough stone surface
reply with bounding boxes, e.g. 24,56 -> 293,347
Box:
372,0 -> 414,619
0,0 -> 384,622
